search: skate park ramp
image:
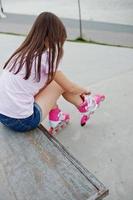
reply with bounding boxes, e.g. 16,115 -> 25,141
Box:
0,25 -> 110,200
0,123 -> 108,200
1,1 -> 133,199
1,32 -> 133,200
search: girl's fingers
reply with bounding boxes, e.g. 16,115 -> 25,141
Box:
81,91 -> 91,96
85,91 -> 91,95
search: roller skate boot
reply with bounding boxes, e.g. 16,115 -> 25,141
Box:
49,107 -> 70,135
78,94 -> 105,126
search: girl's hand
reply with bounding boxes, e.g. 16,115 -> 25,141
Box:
80,87 -> 91,96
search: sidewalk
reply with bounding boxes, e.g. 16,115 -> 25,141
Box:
0,33 -> 133,200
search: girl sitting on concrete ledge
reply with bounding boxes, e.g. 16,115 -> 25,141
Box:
0,12 -> 105,134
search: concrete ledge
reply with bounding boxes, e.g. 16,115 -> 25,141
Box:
0,13 -> 133,47
0,123 -> 108,200
82,20 -> 133,47
0,13 -> 80,39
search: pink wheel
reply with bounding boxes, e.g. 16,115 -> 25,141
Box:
55,127 -> 59,133
61,124 -> 66,129
100,95 -> 105,101
81,115 -> 90,126
49,127 -> 54,135
66,118 -> 70,123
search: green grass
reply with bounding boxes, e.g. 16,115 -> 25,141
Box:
68,37 -> 133,49
0,32 -> 133,49
0,31 -> 26,37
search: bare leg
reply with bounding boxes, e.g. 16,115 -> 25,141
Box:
35,80 -> 83,121
62,92 -> 83,107
35,80 -> 64,120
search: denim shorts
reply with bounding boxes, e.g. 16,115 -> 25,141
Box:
0,102 -> 43,132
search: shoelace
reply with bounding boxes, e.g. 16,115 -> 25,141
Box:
85,96 -> 98,113
58,111 -> 66,121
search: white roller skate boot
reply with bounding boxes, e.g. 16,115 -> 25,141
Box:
49,107 -> 70,135
77,94 -> 105,126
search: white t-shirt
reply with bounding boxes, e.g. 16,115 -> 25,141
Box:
0,51 -> 61,118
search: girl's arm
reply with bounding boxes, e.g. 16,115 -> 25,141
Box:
54,70 -> 90,95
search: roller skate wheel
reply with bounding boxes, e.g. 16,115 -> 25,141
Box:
55,129 -> 59,134
81,122 -> 86,126
49,127 -> 58,135
61,124 -> 65,129
66,119 -> 70,124
100,95 -> 105,101
81,115 -> 90,126
49,127 -> 54,135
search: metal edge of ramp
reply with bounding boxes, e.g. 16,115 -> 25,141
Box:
38,124 -> 109,200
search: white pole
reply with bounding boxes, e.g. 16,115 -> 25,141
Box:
77,0 -> 82,39
0,0 -> 3,12
0,0 -> 6,18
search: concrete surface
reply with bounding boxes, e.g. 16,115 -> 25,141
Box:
1,1 -> 133,47
3,0 -> 133,25
0,123 -> 108,200
0,33 -> 133,200
1,13 -> 133,47
0,13 -> 80,40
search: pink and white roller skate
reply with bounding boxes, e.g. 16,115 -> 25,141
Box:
48,107 -> 70,135
78,94 -> 105,126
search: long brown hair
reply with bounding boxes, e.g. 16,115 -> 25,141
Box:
3,12 -> 67,84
